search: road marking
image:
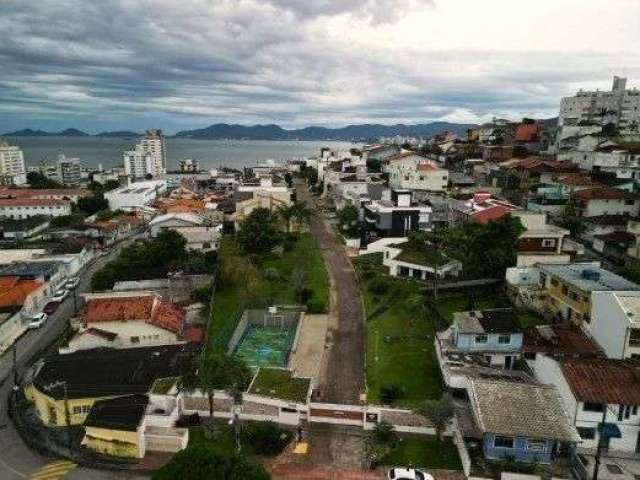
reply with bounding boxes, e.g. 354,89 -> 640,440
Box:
27,460 -> 77,480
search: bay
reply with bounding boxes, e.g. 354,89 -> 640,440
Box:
5,136 -> 358,171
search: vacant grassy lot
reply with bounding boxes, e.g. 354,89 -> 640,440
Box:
207,233 -> 329,353
383,436 -> 462,471
356,254 -> 442,407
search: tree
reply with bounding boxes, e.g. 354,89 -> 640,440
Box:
26,171 -> 63,189
290,269 -> 307,304
277,204 -> 296,233
237,208 -> 280,254
153,445 -> 270,480
420,395 -> 454,442
292,201 -> 312,228
77,193 -> 109,215
336,205 -> 359,236
284,172 -> 293,188
181,353 -> 252,419
558,200 -> 585,237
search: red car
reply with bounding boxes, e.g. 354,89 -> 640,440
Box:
43,301 -> 61,315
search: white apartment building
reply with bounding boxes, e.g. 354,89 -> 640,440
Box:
558,76 -> 640,136
56,154 -> 82,185
0,140 -> 27,186
123,130 -> 167,178
104,180 -> 167,210
0,198 -> 72,219
387,154 -> 449,192
589,291 -> 640,359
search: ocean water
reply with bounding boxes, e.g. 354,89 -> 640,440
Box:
5,136 -> 358,171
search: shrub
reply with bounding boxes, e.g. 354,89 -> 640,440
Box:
175,413 -> 201,428
368,277 -> 389,296
300,288 -> 313,304
306,298 -> 326,313
242,421 -> 292,455
379,384 -> 403,405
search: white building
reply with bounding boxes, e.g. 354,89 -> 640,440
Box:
0,140 -> 27,186
56,154 -> 82,186
0,198 -> 71,219
123,130 -> 167,178
173,227 -> 220,252
104,180 -> 167,210
558,76 -> 640,138
149,212 -> 205,237
387,155 -> 449,193
589,291 -> 640,359
535,355 -> 640,453
512,211 -> 571,267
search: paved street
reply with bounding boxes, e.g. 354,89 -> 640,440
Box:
0,235 -> 148,480
298,183 -> 366,405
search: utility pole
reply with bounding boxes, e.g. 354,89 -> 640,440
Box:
12,344 -> 18,391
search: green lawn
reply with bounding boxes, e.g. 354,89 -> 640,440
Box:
207,233 -> 329,354
383,436 -> 462,471
356,255 -> 443,407
248,368 -> 311,403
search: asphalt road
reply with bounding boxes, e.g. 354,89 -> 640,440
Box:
0,235 -> 148,480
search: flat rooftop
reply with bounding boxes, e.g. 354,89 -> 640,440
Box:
539,263 -> 640,292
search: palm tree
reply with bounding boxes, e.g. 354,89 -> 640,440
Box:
277,204 -> 297,233
292,201 -> 312,229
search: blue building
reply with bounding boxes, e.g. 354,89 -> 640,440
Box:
467,379 -> 580,464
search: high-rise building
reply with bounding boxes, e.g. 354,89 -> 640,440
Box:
56,154 -> 82,185
558,76 -> 640,133
0,139 -> 27,185
123,129 -> 167,178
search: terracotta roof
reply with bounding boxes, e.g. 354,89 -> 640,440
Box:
0,188 -> 89,198
572,187 -> 631,201
0,276 -> 41,308
555,174 -> 602,187
416,162 -> 441,172
560,359 -> 640,405
387,152 -> 422,162
514,123 -> 539,142
471,204 -> 512,224
83,295 -> 185,334
183,325 -> 205,343
523,325 -> 602,357
0,198 -> 67,207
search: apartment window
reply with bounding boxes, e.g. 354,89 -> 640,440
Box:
583,402 -> 604,412
541,239 -> 556,248
475,334 -> 488,344
493,436 -> 514,449
577,427 -> 596,440
629,329 -> 640,347
626,199 -> 636,205
527,440 -> 546,452
72,406 -> 82,415
498,334 -> 511,344
130,336 -> 140,344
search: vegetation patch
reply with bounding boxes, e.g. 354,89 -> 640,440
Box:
382,436 -> 462,470
248,368 -> 310,403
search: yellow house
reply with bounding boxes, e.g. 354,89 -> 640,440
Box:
25,384 -> 111,427
81,395 -> 148,459
539,263 -> 640,325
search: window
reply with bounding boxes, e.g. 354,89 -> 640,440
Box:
562,285 -> 569,295
203,242 -> 211,249
493,436 -> 514,449
577,427 -> 596,440
629,329 -> 640,347
72,406 -> 82,415
541,239 -> 556,248
498,334 -> 511,344
583,402 -> 604,412
475,334 -> 488,344
527,440 -> 546,452
130,336 -> 140,344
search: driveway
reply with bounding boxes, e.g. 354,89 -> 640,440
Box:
0,234 -> 148,480
298,183 -> 365,405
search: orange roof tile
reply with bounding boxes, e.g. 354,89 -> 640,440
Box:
0,277 -> 42,308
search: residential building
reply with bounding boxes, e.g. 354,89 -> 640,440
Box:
25,343 -> 198,427
571,187 -> 640,218
0,187 -> 90,203
386,154 -> 449,192
512,211 -> 571,267
382,240 -> 461,280
465,379 -> 580,464
0,140 -> 27,186
64,292 -> 188,353
536,356 -> 640,453
0,198 -> 72,219
149,212 -> 205,237
0,276 -> 47,317
451,191 -> 520,224
592,231 -> 636,263
522,324 -> 602,365
172,226 -> 220,252
627,218 -> 640,260
178,158 -> 199,173
558,76 -> 640,136
104,180 -> 167,210
56,154 -> 82,186
0,216 -> 50,241
123,130 -> 167,178
588,291 -> 640,359
436,309 -> 527,389
363,189 -> 431,238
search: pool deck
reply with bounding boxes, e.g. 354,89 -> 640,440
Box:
289,314 -> 328,381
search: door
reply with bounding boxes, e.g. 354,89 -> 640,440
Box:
505,356 -> 513,369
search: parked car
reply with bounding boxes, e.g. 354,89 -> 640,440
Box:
27,313 -> 48,329
388,468 -> 433,480
50,289 -> 69,302
43,301 -> 61,315
65,277 -> 80,289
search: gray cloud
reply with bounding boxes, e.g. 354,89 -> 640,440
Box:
0,0 -> 639,133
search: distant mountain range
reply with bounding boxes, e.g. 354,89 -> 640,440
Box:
2,122 -> 476,141
173,122 -> 476,141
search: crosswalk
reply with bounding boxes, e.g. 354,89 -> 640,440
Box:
28,460 -> 77,480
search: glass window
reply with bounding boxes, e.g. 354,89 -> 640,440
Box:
475,334 -> 488,344
629,329 -> 640,347
527,440 -> 546,452
577,427 -> 596,439
498,334 -> 511,344
493,436 -> 514,449
542,239 -> 556,247
583,402 -> 604,412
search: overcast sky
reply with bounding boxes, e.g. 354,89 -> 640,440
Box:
1,0 -> 640,134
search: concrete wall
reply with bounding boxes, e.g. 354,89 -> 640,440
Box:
589,291 -> 640,359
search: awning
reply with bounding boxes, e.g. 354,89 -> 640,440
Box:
599,423 -> 622,439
